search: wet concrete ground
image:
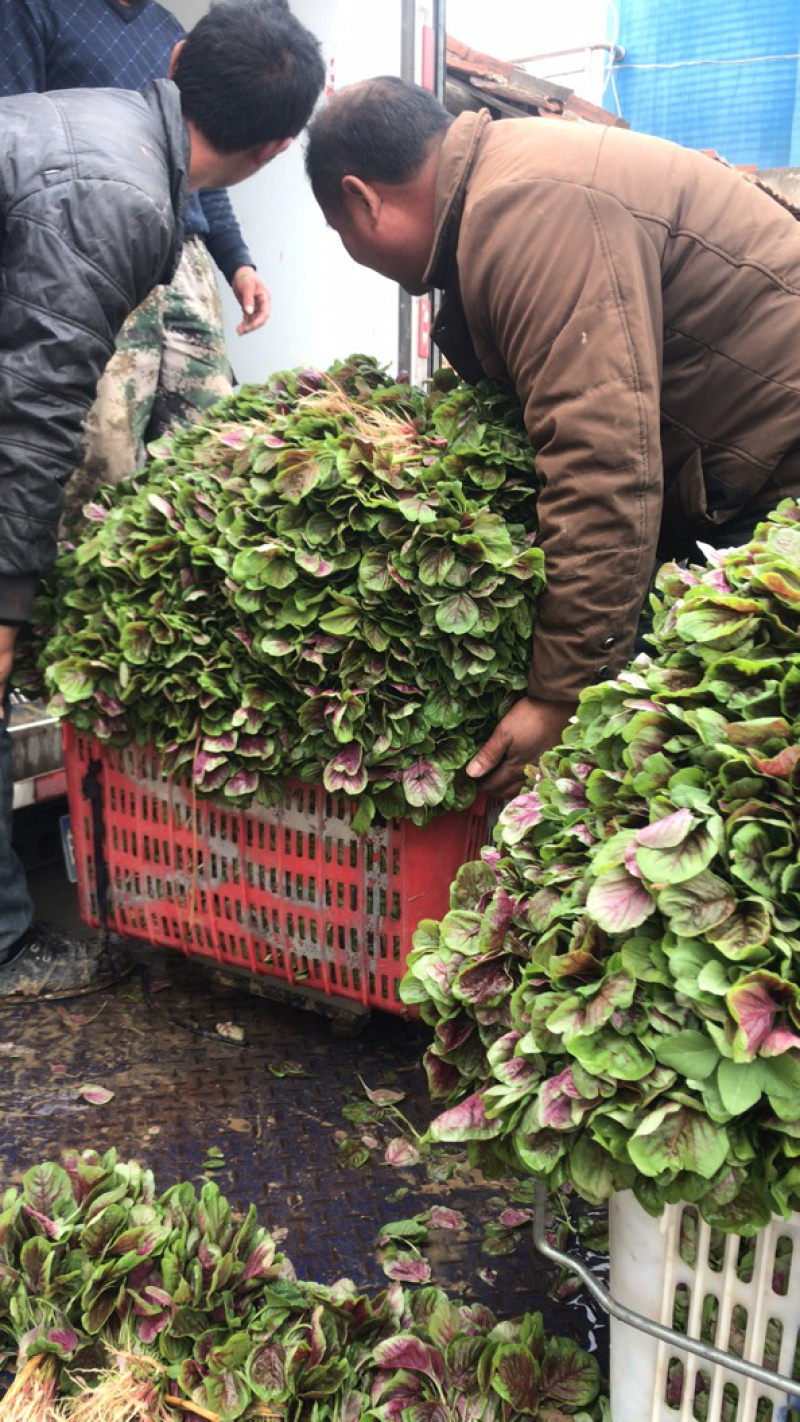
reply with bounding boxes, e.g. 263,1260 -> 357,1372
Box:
4,796 -> 609,1367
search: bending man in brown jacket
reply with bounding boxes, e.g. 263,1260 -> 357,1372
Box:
305,76 -> 800,794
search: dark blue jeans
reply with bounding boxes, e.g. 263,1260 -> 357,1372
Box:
0,693 -> 33,960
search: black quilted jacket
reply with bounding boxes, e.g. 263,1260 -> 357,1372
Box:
0,78 -> 187,620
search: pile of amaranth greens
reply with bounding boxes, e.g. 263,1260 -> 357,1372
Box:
17,356 -> 543,828
401,500 -> 800,1234
0,1148 -> 608,1421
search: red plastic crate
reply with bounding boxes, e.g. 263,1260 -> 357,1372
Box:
63,725 -> 489,1014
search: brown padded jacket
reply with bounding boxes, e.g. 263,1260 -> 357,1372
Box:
425,110 -> 800,700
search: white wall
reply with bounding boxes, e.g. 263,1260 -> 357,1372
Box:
168,1 -> 403,383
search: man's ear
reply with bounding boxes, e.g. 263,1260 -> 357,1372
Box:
168,39 -> 185,79
341,175 -> 381,225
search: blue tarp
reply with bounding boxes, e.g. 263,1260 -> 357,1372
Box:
613,0 -> 800,168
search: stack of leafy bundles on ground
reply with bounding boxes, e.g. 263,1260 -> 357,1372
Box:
402,501 -> 800,1233
18,356 -> 543,828
0,1149 -> 608,1422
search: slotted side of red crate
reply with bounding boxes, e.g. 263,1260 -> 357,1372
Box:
64,726 -> 489,1013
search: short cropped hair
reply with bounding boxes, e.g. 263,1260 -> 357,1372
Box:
305,76 -> 452,210
173,0 -> 325,153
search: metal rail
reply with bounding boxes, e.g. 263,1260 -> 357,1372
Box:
532,1180 -> 800,1401
8,717 -> 56,736
510,42 -> 623,64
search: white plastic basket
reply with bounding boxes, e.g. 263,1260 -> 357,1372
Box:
609,1191 -> 800,1422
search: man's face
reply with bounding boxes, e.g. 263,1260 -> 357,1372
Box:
323,198 -> 431,296
206,137 -> 294,191
211,149 -> 271,188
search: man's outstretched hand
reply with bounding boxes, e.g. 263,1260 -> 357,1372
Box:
231,266 -> 271,335
466,694 -> 577,797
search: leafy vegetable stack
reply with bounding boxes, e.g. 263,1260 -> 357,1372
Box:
0,1149 -> 608,1421
402,501 -> 800,1233
18,357 -> 543,826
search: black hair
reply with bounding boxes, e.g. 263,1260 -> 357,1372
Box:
173,0 -> 325,153
304,75 -> 452,210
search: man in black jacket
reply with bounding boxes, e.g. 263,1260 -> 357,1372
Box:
0,0 -> 279,524
0,0 -> 325,1002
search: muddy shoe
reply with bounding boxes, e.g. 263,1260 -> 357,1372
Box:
0,922 -> 132,1004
